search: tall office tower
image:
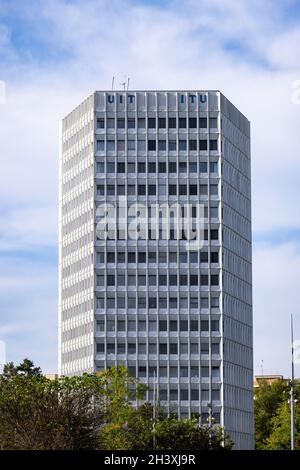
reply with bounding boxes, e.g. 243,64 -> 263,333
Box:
59,91 -> 253,449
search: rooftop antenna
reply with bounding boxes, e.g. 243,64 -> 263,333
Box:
126,77 -> 130,91
260,359 -> 264,376
111,76 -> 115,91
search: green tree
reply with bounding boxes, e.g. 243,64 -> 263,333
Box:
155,417 -> 232,450
2,358 -> 42,378
254,378 -> 289,449
266,400 -> 300,449
0,360 -> 105,449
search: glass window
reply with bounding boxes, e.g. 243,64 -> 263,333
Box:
210,162 -> 218,173
117,118 -> 125,129
168,117 -> 176,128
211,274 -> 219,286
107,118 -> 115,128
148,162 -> 156,173
128,118 -> 135,129
169,185 -> 177,196
148,140 -> 156,151
107,140 -> 115,151
117,297 -> 125,308
200,162 -> 207,173
158,140 -> 166,151
138,185 -> 146,196
179,162 -> 186,173
189,162 -> 197,173
211,252 -> 219,263
189,117 -> 197,128
138,117 -> 145,128
97,185 -> 104,196
128,275 -> 136,286
190,185 -> 197,196
97,140 -> 104,151
148,117 -> 156,128
199,117 -> 207,128
210,139 -> 218,151
209,117 -> 218,129
169,161 -> 177,173
200,184 -> 208,195
117,185 -> 125,195
96,162 -> 104,173
138,162 -> 146,173
199,139 -> 207,151
201,367 -> 209,378
127,140 -> 136,151
138,139 -> 146,151
179,117 -> 186,128
210,184 -> 218,195
107,185 -> 115,195
211,229 -> 218,240
117,343 -> 125,354
97,118 -> 104,129
107,252 -> 115,263
148,184 -> 156,196
97,343 -> 104,353
179,140 -> 187,151
128,297 -> 136,308
189,140 -> 197,151
158,117 -> 166,128
200,251 -> 208,263
128,343 -> 136,354
128,185 -> 135,195
107,274 -> 115,286
107,162 -> 115,173
117,162 -> 125,173
168,140 -> 176,151
159,162 -> 166,173
159,343 -> 168,354
149,252 -> 157,263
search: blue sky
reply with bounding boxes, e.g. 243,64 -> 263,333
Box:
0,0 -> 300,376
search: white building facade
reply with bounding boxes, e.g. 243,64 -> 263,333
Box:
59,90 -> 253,449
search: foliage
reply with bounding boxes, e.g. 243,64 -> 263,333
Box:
254,378 -> 300,450
155,417 -> 233,450
0,360 -> 105,449
266,401 -> 300,450
0,359 -> 232,450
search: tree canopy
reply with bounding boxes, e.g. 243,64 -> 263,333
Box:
0,359 -> 232,450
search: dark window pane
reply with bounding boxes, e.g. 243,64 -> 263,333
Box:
148,140 -> 156,151
148,117 -> 156,128
189,117 -> 197,128
168,117 -> 176,128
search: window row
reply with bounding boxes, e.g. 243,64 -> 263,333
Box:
96,295 -> 220,309
97,183 -> 219,196
96,273 -> 219,287
96,250 -> 219,264
97,342 -> 220,358
96,161 -> 218,174
96,318 -> 220,332
96,139 -> 218,152
97,117 -> 218,130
